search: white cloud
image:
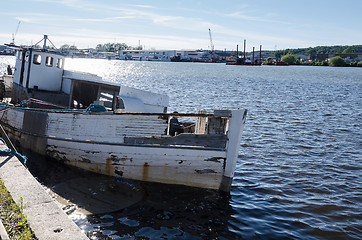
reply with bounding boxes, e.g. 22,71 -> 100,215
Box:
73,18 -> 117,23
30,0 -> 93,10
133,5 -> 155,9
226,11 -> 291,25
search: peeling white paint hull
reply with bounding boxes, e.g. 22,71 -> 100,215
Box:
0,107 -> 247,191
47,139 -> 226,190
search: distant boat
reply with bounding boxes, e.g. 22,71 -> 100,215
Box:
226,57 -> 259,66
147,55 -> 171,62
0,35 -> 247,192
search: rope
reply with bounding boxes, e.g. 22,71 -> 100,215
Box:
0,138 -> 27,164
85,104 -> 107,113
0,101 -> 82,113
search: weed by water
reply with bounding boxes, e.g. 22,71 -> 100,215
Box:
0,179 -> 37,239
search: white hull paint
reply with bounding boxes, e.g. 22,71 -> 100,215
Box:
0,107 -> 246,191
47,139 -> 226,189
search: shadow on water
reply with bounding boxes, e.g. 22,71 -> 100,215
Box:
88,183 -> 238,240
22,149 -> 239,240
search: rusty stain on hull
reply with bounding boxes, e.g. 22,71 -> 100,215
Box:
142,162 -> 149,181
105,158 -> 114,176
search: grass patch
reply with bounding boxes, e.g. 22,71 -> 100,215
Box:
0,179 -> 37,239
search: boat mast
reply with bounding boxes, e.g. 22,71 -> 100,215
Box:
43,35 -> 48,50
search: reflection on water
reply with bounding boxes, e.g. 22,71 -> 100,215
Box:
2,56 -> 362,239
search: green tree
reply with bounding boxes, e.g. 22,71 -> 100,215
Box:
266,57 -> 273,64
133,45 -> 143,50
275,50 -> 287,60
95,42 -> 134,52
309,49 -> 317,60
96,44 -> 104,51
60,44 -> 70,50
357,61 -> 362,67
342,47 -> 354,53
281,54 -> 296,65
329,56 -> 346,67
321,61 -> 329,66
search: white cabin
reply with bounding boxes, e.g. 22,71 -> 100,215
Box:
14,49 -> 64,91
11,36 -> 169,113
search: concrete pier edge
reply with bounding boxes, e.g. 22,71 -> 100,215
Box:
0,143 -> 89,240
0,218 -> 10,240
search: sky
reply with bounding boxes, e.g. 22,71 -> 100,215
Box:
0,0 -> 361,51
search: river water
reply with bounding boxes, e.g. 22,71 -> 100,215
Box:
1,57 -> 362,239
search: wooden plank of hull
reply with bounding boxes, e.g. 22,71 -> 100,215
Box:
46,139 -> 227,190
47,113 -> 168,142
3,108 -> 24,130
0,109 -> 24,144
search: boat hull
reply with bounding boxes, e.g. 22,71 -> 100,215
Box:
0,107 -> 246,191
46,138 -> 226,190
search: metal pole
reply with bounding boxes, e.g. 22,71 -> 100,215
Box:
243,40 -> 246,64
252,47 -> 255,64
260,45 -> 262,64
43,35 -> 48,50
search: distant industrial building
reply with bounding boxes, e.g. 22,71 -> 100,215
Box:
118,49 -> 213,61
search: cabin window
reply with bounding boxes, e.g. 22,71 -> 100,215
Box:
33,54 -> 41,64
56,58 -> 63,68
45,56 -> 53,67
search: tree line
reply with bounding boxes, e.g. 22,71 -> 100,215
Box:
274,45 -> 362,59
266,53 -> 362,67
59,43 -> 142,52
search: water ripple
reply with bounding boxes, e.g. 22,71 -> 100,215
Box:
2,56 -> 361,239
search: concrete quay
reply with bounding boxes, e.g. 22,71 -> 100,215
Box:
0,218 -> 10,240
0,142 -> 89,240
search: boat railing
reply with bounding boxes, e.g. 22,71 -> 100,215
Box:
1,103 -> 233,140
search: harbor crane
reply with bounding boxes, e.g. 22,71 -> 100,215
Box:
208,28 -> 214,53
208,28 -> 217,61
11,21 -> 21,45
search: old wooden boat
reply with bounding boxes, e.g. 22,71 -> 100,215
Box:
0,35 -> 247,191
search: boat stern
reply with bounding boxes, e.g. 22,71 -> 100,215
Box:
220,109 -> 247,191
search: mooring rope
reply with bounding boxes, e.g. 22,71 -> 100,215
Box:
0,138 -> 27,164
85,104 -> 107,113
